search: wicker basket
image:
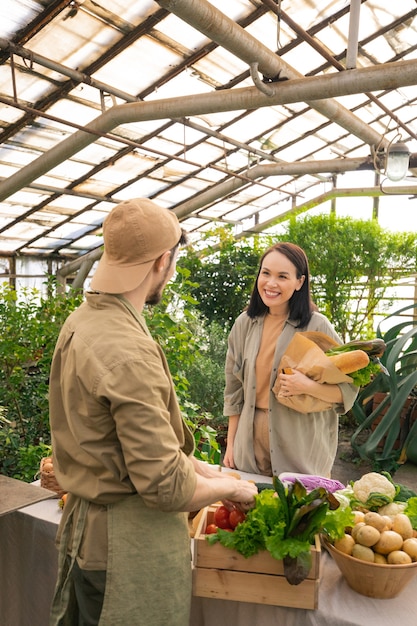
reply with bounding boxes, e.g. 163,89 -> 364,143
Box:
39,456 -> 66,498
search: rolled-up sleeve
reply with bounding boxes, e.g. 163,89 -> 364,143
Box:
224,322 -> 245,416
336,381 -> 359,415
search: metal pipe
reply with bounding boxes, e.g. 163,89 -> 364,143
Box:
174,160 -> 364,218
172,155 -> 378,218
0,37 -> 137,103
155,0 -> 387,146
346,0 -> 362,69
239,184 -> 417,236
0,59 -> 416,203
5,152 -> 414,219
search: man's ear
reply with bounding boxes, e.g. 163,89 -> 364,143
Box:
154,250 -> 171,273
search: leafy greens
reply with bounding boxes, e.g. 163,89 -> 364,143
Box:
207,477 -> 353,585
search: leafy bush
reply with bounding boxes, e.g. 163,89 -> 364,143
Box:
0,281 -> 82,479
183,320 -> 227,413
173,230 -> 265,331
181,400 -> 221,465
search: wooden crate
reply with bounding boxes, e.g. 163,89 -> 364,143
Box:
192,505 -> 321,609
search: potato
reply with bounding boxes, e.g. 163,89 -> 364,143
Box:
352,510 -> 365,525
374,553 -> 388,564
333,533 -> 355,555
380,515 -> 393,531
391,513 -> 414,540
387,550 -> 412,565
226,471 -> 241,480
364,512 -> 387,532
352,543 -> 375,562
355,524 -> 381,547
373,530 -> 404,555
402,538 -> 417,561
351,522 -> 366,540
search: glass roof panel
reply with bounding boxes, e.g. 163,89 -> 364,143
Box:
155,13 -> 211,50
0,0 -> 416,262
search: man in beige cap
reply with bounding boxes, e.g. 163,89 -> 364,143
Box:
48,198 -> 257,626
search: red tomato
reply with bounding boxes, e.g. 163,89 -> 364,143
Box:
205,523 -> 218,535
214,505 -> 232,529
229,509 -> 246,529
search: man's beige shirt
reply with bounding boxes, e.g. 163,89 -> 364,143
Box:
49,292 -> 196,568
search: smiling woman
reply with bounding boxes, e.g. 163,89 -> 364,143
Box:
222,242 -> 359,479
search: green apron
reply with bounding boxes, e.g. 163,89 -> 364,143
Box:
50,495 -> 192,626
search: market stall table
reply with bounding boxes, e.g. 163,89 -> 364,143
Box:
0,481 -> 416,626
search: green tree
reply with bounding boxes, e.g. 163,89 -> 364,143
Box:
176,229 -> 266,331
182,318 -> 228,417
144,266 -> 201,402
284,214 -> 417,341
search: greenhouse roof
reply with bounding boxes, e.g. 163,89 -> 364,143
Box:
0,0 -> 416,268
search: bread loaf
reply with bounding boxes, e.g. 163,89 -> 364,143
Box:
327,349 -> 369,374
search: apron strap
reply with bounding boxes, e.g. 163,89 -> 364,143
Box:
49,498 -> 89,626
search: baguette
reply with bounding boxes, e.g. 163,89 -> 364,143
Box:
327,349 -> 369,374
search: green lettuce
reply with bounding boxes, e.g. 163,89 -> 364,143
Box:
207,478 -> 346,585
405,496 -> 417,530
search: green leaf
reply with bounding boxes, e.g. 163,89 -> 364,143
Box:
405,497 -> 417,530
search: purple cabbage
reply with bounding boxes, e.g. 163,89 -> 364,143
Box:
280,474 -> 345,493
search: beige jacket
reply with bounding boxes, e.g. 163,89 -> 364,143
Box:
224,311 -> 358,477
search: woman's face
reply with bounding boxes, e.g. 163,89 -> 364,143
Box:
257,250 -> 305,312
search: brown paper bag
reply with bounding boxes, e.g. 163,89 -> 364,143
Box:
272,332 -> 352,414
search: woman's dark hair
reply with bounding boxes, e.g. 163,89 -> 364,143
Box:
246,242 -> 316,327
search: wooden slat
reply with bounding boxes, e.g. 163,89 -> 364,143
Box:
193,568 -> 319,609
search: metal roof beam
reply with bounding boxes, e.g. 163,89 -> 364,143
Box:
173,153 -> 417,218
0,58 -> 416,203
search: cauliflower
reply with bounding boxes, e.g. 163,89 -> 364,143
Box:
378,502 -> 407,517
352,472 -> 396,506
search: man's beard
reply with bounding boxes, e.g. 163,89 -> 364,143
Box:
145,275 -> 166,306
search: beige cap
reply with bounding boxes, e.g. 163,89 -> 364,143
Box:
90,198 -> 181,294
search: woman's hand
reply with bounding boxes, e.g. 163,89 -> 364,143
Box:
278,369 -> 343,404
223,415 -> 239,469
223,445 -> 235,469
278,368 -> 311,396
